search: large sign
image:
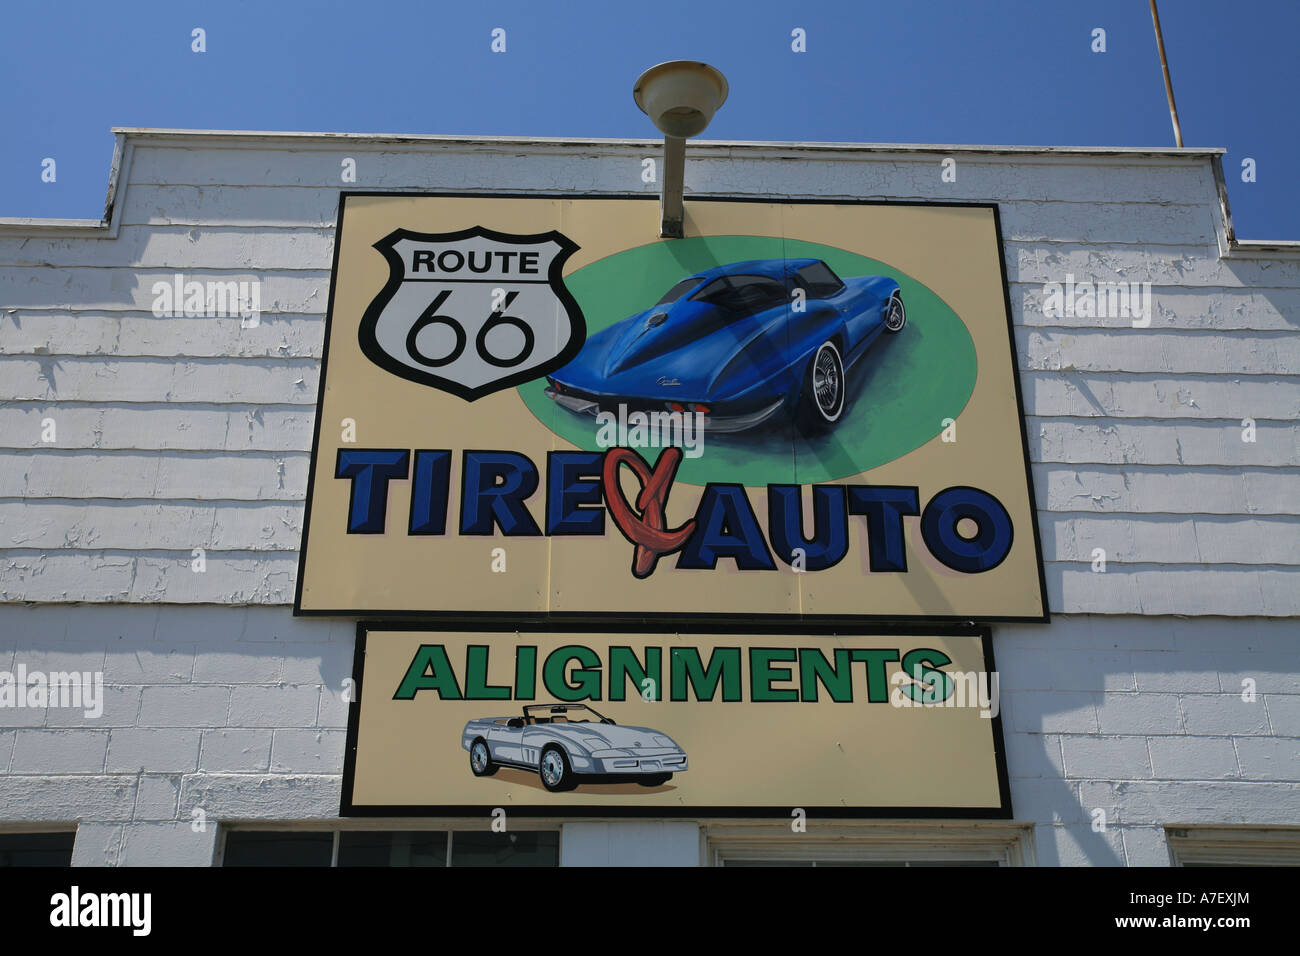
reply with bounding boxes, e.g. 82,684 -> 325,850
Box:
342,625 -> 1011,817
296,194 -> 1047,623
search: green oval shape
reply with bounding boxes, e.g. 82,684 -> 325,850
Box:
519,236 -> 977,485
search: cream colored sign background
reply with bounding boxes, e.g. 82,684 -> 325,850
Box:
298,196 -> 1044,619
348,630 -> 1006,811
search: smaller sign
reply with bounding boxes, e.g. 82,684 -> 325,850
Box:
343,625 -> 1011,818
358,226 -> 584,399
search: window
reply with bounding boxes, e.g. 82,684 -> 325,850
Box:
693,275 -> 789,318
339,831 -> 447,866
450,831 -> 559,867
655,277 -> 701,306
704,822 -> 1031,867
221,828 -> 559,867
0,831 -> 76,866
1167,826 -> 1300,866
795,261 -> 845,298
223,831 -> 335,866
691,277 -> 729,302
722,858 -> 998,867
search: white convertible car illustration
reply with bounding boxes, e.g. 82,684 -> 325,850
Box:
462,704 -> 688,792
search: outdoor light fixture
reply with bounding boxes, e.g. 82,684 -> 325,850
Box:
633,60 -> 729,238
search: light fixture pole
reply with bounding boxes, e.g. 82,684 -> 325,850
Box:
659,135 -> 687,239
633,61 -> 730,238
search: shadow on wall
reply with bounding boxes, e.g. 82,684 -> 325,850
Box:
995,616 -> 1298,867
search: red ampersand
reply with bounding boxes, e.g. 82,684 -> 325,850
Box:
602,446 -> 696,579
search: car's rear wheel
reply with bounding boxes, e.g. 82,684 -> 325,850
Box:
638,773 -> 672,787
469,738 -> 497,777
884,293 -> 906,333
539,745 -> 577,792
795,340 -> 845,434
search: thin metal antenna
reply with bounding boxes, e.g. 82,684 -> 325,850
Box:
1149,0 -> 1184,147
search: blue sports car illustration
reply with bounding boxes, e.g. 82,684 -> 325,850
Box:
545,258 -> 905,433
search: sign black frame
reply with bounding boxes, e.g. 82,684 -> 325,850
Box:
294,191 -> 1050,627
340,620 -> 1014,820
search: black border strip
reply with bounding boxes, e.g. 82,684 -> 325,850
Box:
340,620 -> 1014,820
293,191 -> 1050,626
293,192 -> 348,617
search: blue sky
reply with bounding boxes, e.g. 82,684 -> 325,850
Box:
2,0 -> 1295,238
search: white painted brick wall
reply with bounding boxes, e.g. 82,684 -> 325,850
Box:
118,822 -> 216,867
0,605 -> 352,865
134,775 -> 180,820
138,686 -> 231,727
1235,738 -> 1300,780
1147,738 -> 1240,779
0,134 -> 1295,615
995,617 -> 1300,865
0,605 -> 1294,866
199,730 -> 272,772
1265,694 -> 1300,732
1180,695 -> 1271,735
0,135 -> 1296,865
271,729 -> 346,773
107,729 -> 200,773
227,685 -> 320,727
1096,694 -> 1182,735
1060,735 -> 1153,779
12,729 -> 109,772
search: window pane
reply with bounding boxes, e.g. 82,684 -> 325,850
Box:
1182,860 -> 1279,867
655,278 -> 700,305
724,859 -> 815,867
222,831 -> 334,867
691,277 -> 731,304
714,276 -> 787,315
723,858 -> 996,867
907,860 -> 999,867
450,831 -> 558,867
796,262 -> 844,298
0,832 -> 75,866
338,831 -> 448,867
817,861 -> 905,866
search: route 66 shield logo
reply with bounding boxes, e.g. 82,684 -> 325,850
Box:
358,225 -> 586,400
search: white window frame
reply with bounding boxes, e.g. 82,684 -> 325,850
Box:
1166,825 -> 1300,866
702,821 -> 1034,867
0,822 -> 78,834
